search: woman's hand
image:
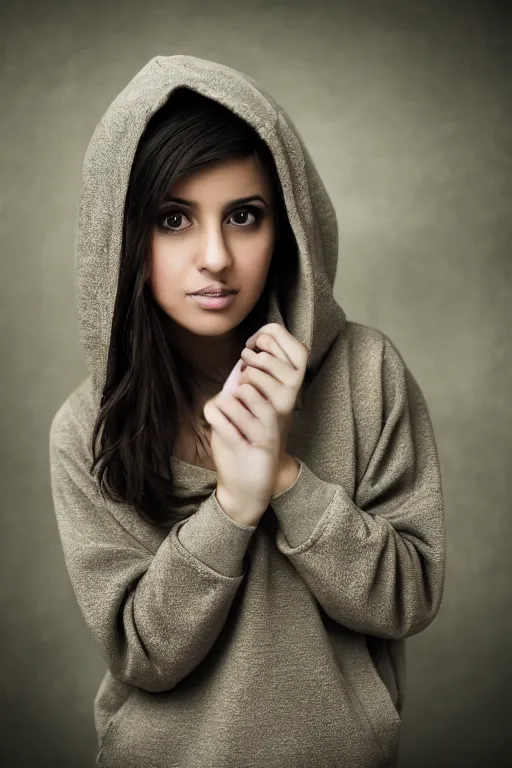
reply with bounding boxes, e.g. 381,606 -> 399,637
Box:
203,357 -> 282,525
239,323 -> 309,465
203,324 -> 309,523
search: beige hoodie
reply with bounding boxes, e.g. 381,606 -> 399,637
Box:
49,55 -> 445,768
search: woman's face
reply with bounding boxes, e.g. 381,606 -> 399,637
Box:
149,155 -> 276,375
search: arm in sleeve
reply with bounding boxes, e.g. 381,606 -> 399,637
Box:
49,401 -> 256,693
270,338 -> 446,640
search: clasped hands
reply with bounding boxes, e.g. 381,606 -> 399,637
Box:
204,323 -> 309,498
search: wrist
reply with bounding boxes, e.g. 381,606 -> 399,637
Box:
215,486 -> 267,527
273,454 -> 300,497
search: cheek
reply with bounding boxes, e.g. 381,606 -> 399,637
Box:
150,243 -> 183,297
238,234 -> 274,282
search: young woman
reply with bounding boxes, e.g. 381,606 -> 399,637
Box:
49,55 -> 445,768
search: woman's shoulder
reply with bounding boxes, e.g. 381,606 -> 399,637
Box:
49,377 -> 97,457
335,320 -> 406,370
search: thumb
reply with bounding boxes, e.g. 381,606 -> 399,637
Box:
222,358 -> 245,395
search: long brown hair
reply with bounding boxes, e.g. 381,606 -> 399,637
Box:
90,87 -> 298,528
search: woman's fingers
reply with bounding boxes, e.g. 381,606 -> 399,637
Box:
240,347 -> 294,387
203,398 -> 247,446
213,385 -> 275,446
246,332 -> 291,365
245,325 -> 308,371
239,355 -> 295,414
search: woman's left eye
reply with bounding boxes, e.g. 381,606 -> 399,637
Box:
230,207 -> 264,227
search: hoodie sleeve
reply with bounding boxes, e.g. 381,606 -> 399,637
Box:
270,338 -> 446,640
49,400 -> 256,694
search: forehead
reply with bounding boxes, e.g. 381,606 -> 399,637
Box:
170,156 -> 271,200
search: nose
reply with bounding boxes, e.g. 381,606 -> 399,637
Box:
198,222 -> 233,272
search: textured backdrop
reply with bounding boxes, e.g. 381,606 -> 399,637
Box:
1,1 -> 510,766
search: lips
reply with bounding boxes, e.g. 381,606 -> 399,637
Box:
189,292 -> 237,309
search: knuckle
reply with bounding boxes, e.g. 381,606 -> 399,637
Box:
239,383 -> 254,397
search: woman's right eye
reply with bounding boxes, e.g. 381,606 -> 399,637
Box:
159,211 -> 191,234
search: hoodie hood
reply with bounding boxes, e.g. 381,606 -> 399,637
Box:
75,54 -> 346,404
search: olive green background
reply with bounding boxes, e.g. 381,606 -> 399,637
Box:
1,1 -> 510,765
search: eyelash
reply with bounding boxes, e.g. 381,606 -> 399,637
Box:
156,205 -> 265,235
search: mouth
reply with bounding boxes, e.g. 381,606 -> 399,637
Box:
188,290 -> 238,297
188,292 -> 238,310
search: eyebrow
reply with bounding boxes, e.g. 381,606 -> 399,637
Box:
162,194 -> 269,210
